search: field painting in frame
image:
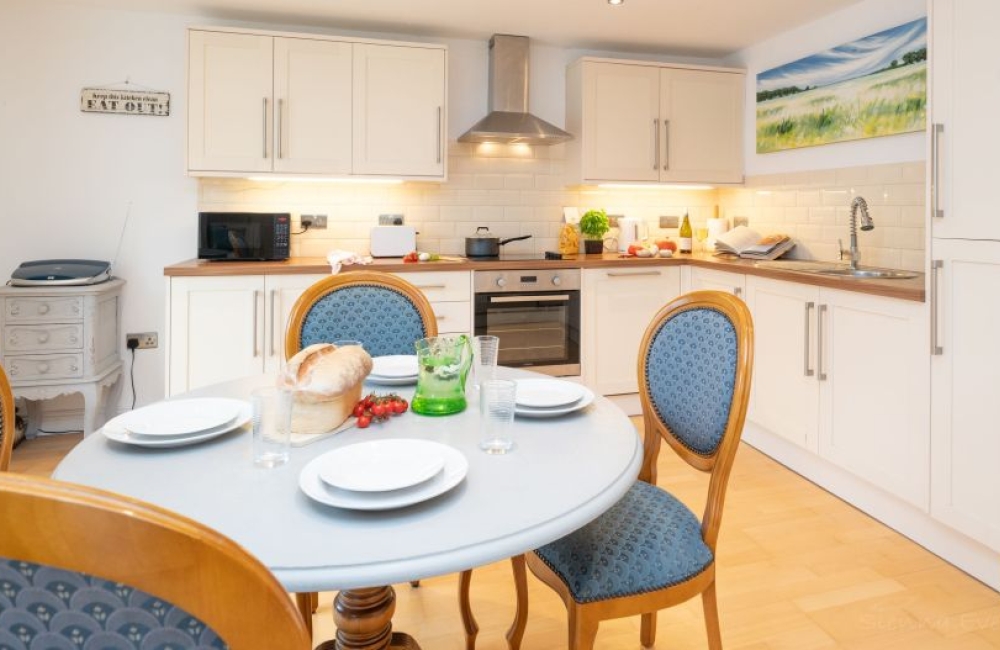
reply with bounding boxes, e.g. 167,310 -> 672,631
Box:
756,17 -> 926,153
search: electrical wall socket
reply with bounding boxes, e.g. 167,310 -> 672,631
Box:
379,214 -> 405,225
126,332 -> 158,350
310,215 -> 327,229
659,215 -> 679,228
733,216 -> 749,227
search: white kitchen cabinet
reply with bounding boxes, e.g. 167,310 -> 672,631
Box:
745,276 -> 929,508
166,274 -> 323,395
582,267 -> 682,395
187,28 -> 446,180
566,58 -> 744,185
930,0 -> 1000,240
353,44 -> 446,178
930,240 -> 1000,551
393,271 -> 471,334
689,266 -> 745,299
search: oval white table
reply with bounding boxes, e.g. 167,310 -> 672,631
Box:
54,367 -> 642,649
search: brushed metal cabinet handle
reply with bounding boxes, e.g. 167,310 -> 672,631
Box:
252,290 -> 261,358
932,123 -> 944,219
437,106 -> 443,164
277,98 -> 284,159
652,119 -> 659,170
662,119 -> 670,171
262,98 -> 268,159
734,287 -> 742,297
804,301 -> 815,377
606,270 -> 662,277
270,289 -> 277,358
817,303 -> 828,381
931,259 -> 944,355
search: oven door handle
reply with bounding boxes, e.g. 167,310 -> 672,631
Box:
489,294 -> 571,304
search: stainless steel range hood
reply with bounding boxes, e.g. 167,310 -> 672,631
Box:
458,34 -> 573,146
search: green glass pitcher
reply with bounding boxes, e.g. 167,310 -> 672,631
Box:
411,334 -> 473,416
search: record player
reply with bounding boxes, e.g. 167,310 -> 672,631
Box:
8,259 -> 112,287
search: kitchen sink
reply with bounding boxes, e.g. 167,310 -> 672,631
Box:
754,260 -> 918,279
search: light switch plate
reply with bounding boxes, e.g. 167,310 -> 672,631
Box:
379,214 -> 405,225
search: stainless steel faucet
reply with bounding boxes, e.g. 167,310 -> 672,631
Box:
840,196 -> 874,269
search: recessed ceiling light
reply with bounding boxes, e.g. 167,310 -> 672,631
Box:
608,0 -> 624,6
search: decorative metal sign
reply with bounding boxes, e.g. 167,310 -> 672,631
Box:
80,88 -> 170,116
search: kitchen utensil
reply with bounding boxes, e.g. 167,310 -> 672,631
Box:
411,335 -> 473,415
465,227 -> 532,257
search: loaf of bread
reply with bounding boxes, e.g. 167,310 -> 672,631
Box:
280,343 -> 373,434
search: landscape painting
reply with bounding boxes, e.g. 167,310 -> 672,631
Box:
756,17 -> 927,153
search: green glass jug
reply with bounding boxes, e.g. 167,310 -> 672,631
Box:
411,334 -> 473,416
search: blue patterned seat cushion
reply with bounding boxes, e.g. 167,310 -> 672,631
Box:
534,481 -> 713,603
644,307 -> 737,455
300,285 -> 428,357
0,558 -> 226,650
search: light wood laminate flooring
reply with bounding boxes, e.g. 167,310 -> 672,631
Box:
11,425 -> 1000,649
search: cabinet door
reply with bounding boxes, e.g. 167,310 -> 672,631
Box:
931,0 -> 1000,240
273,38 -> 352,174
931,240 -> 1000,550
580,62 -> 660,182
263,274 -> 326,372
168,276 -> 265,395
818,289 -> 929,508
744,277 -> 819,451
689,267 -> 745,299
188,31 -> 273,173
583,267 -> 681,395
659,68 -> 744,184
353,44 -> 446,177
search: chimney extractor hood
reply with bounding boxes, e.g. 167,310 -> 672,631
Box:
458,34 -> 573,146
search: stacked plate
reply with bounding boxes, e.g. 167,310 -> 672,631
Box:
368,355 -> 419,386
102,398 -> 251,448
299,439 -> 468,510
514,378 -> 595,418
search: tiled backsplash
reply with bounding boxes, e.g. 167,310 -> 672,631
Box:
199,146 -> 925,271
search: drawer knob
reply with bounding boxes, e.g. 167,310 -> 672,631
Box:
10,305 -> 19,315
38,362 -> 49,374
9,363 -> 18,376
70,364 -> 79,372
70,335 -> 78,343
38,333 -> 50,343
38,304 -> 50,315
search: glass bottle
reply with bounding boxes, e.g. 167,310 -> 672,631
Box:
678,212 -> 693,253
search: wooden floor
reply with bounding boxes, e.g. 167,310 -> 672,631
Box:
12,427 -> 1000,649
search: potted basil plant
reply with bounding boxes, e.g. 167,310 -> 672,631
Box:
579,209 -> 610,254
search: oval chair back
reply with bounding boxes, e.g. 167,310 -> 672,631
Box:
0,364 -> 14,472
284,271 -> 437,359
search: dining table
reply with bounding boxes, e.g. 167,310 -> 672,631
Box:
53,366 -> 643,650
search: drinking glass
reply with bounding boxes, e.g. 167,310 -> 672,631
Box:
471,335 -> 500,390
251,386 -> 292,468
479,379 -> 517,454
695,227 -> 710,252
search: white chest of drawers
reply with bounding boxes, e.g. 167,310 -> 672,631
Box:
0,279 -> 124,436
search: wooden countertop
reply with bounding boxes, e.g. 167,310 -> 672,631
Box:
164,253 -> 925,302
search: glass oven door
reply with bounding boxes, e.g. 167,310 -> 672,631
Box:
474,291 -> 580,376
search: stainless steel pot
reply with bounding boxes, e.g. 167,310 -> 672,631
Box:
465,227 -> 532,257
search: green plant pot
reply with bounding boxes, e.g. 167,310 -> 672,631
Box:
584,239 -> 604,254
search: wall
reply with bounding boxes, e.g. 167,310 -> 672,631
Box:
728,0 -> 928,177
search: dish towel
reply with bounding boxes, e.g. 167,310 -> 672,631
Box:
327,250 -> 373,274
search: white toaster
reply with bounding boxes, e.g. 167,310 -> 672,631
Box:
369,225 -> 417,258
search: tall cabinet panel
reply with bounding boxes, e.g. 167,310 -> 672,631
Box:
273,38 -> 353,174
353,44 -> 446,177
188,31 -> 273,173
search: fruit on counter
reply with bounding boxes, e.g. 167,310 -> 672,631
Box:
403,251 -> 419,263
403,251 -> 441,263
658,249 -> 673,258
655,239 -> 677,252
418,252 -> 431,262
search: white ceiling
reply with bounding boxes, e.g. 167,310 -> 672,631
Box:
68,0 -> 866,57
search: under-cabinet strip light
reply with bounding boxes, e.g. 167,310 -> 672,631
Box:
597,183 -> 714,191
246,176 -> 404,184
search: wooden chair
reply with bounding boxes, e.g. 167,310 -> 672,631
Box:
285,271 -> 438,360
0,363 -> 14,472
284,271 -> 437,629
515,290 -> 754,650
0,472 -> 311,650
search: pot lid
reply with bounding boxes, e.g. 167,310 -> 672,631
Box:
469,226 -> 495,239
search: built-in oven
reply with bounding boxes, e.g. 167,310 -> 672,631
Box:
473,268 -> 580,376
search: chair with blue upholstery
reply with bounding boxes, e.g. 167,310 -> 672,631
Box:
284,271 -> 437,360
0,364 -> 14,473
0,472 -> 312,650
523,290 -> 754,650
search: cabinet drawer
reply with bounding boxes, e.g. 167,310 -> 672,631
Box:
4,324 -> 83,352
431,301 -> 471,333
5,296 -> 83,323
4,354 -> 84,381
394,272 -> 471,302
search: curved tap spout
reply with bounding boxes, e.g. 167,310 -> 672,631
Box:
846,196 -> 874,269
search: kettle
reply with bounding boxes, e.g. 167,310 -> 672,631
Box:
617,217 -> 644,253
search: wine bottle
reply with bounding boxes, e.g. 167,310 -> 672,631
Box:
678,212 -> 693,253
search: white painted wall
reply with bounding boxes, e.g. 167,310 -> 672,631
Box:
728,0 -> 928,176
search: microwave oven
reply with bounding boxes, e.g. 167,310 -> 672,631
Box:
198,212 -> 290,261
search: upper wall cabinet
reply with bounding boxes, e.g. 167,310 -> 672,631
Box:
565,58 -> 744,185
187,28 -> 447,180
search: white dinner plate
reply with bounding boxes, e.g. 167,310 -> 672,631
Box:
514,379 -> 587,409
371,355 -> 419,378
366,374 -> 418,386
116,398 -> 242,437
318,439 -> 446,492
300,442 -> 468,510
102,400 -> 251,447
514,385 -> 596,418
